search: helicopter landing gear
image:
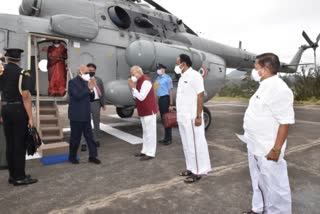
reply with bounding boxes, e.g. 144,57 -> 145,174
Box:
203,106 -> 212,131
116,107 -> 134,118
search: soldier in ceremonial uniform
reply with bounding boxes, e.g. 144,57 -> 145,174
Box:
0,48 -> 38,186
154,63 -> 174,145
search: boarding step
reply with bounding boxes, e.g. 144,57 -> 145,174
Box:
40,127 -> 62,138
41,136 -> 64,143
39,107 -> 57,116
40,116 -> 59,126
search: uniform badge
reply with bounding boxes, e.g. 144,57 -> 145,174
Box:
24,71 -> 31,77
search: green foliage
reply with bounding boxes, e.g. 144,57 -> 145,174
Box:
219,70 -> 320,103
218,75 -> 259,98
292,70 -> 320,101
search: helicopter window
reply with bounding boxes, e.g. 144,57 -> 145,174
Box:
134,17 -> 154,28
108,6 -> 131,29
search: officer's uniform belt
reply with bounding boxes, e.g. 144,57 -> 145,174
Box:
1,101 -> 22,106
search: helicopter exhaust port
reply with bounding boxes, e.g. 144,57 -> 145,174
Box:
19,0 -> 42,16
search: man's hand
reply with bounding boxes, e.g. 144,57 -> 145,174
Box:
266,148 -> 281,162
0,61 -> 4,75
195,117 -> 202,127
88,78 -> 96,90
0,117 -> 3,124
102,106 -> 106,111
28,119 -> 34,128
128,79 -> 136,89
169,106 -> 175,112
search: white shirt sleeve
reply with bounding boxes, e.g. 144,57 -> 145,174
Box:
132,80 -> 152,101
192,72 -> 205,94
267,88 -> 295,125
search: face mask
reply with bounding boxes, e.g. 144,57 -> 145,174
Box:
89,72 -> 95,78
251,69 -> 262,82
131,76 -> 138,83
174,65 -> 182,75
54,44 -> 60,48
82,73 -> 91,81
157,69 -> 163,76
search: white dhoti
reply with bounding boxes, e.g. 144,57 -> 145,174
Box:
248,151 -> 292,214
140,114 -> 157,157
178,118 -> 211,175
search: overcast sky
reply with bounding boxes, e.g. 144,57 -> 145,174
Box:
1,0 -> 319,64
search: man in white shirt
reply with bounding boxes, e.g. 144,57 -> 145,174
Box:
241,53 -> 295,214
175,54 -> 212,184
128,66 -> 158,161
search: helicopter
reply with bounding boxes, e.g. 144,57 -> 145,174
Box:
0,0 -> 307,141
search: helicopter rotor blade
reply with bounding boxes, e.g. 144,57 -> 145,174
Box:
315,33 -> 320,46
302,31 -> 315,47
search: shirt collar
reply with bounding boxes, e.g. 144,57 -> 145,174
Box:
260,75 -> 277,86
181,67 -> 193,77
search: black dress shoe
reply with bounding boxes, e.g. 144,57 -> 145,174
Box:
89,157 -> 101,164
158,139 -> 166,144
13,177 -> 38,186
8,175 -> 31,184
0,166 -> 8,170
134,153 -> 146,157
69,158 -> 79,164
163,140 -> 172,145
95,141 -> 100,147
81,144 -> 87,152
140,155 -> 154,161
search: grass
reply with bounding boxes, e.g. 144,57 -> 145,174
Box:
215,96 -> 320,105
213,96 -> 249,102
295,100 -> 320,105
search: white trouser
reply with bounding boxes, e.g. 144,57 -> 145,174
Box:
178,118 -> 212,175
140,114 -> 157,157
248,151 -> 292,214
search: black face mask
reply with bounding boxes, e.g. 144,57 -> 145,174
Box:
89,72 -> 95,77
0,57 -> 5,63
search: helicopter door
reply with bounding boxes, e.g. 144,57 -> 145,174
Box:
0,30 -> 7,52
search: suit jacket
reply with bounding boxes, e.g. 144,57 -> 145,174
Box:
68,76 -> 92,122
93,76 -> 106,107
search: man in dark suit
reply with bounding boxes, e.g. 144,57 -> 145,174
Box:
68,65 -> 101,164
81,63 -> 106,151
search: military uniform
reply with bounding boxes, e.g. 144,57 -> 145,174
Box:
0,96 -> 7,168
0,48 -> 37,185
154,64 -> 173,145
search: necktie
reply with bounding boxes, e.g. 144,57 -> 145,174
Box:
95,83 -> 102,97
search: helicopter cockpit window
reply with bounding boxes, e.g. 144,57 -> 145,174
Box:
108,6 -> 131,29
134,16 -> 154,28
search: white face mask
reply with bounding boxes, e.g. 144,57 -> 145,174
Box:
157,69 -> 163,76
54,44 -> 60,48
174,65 -> 182,75
251,69 -> 262,82
81,73 -> 91,81
131,76 -> 138,83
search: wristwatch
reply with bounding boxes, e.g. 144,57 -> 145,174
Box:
196,115 -> 202,119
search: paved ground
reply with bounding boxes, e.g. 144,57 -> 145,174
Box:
0,100 -> 319,214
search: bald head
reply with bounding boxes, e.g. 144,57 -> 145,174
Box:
130,65 -> 144,80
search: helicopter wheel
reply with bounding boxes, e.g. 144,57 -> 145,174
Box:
116,107 -> 134,118
203,106 -> 212,131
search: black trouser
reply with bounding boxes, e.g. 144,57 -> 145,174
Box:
69,121 -> 97,160
158,95 -> 172,141
1,104 -> 28,180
